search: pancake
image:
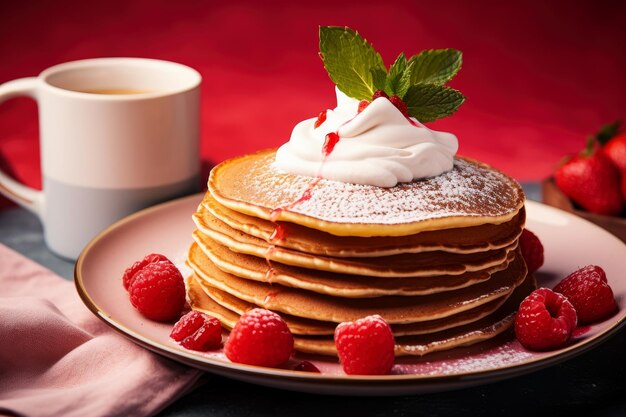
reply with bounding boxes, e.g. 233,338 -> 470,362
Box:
187,242 -> 528,324
201,193 -> 525,256
208,150 -> 525,237
189,273 -> 530,337
294,273 -> 535,356
187,273 -> 536,356
186,275 -> 333,336
294,306 -> 517,357
194,233 -> 517,298
188,145 -> 529,359
192,223 -> 517,278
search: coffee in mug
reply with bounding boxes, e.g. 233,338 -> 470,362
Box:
0,58 -> 202,259
73,88 -> 154,95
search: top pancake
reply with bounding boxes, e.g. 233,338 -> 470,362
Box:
209,149 -> 525,237
201,193 -> 525,256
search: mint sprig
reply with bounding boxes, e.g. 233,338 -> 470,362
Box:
319,26 -> 465,122
386,53 -> 411,97
404,84 -> 465,123
319,26 -> 386,100
407,49 -> 462,85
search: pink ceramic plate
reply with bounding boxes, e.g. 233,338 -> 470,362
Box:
75,194 -> 626,395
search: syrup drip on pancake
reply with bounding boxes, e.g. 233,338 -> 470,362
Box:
264,128 -> 346,283
266,178 -> 321,283
264,245 -> 276,283
263,290 -> 280,304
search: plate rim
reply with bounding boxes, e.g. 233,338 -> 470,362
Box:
74,195 -> 626,387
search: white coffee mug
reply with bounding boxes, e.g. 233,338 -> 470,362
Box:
0,58 -> 201,259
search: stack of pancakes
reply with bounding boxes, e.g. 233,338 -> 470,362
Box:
186,150 -> 534,356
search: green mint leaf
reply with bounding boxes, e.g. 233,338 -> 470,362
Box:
370,68 -> 387,92
396,61 -> 413,97
407,49 -> 462,86
319,26 -> 386,100
385,53 -> 412,97
404,84 -> 465,122
594,120 -> 621,145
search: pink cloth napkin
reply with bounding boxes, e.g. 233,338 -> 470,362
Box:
0,244 -> 202,417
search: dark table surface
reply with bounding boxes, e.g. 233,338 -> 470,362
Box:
2,183 -> 625,417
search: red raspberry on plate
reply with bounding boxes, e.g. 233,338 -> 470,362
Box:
334,315 -> 395,375
519,229 -> 544,274
515,288 -> 577,351
554,265 -> 617,324
224,308 -> 294,367
122,253 -> 169,290
170,311 -> 222,351
127,259 -> 185,322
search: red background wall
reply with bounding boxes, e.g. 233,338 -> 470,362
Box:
1,0 -> 625,207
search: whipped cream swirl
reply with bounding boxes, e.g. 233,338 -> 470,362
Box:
275,88 -> 459,187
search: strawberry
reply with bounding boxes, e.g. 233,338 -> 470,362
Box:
554,139 -> 623,216
602,131 -> 626,173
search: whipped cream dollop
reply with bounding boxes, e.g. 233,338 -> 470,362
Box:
275,88 -> 459,187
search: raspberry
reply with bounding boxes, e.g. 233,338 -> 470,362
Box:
224,308 -> 294,367
314,110 -> 327,129
334,315 -> 395,375
515,288 -> 577,351
292,360 -> 321,373
122,253 -> 168,290
128,260 -> 185,322
357,100 -> 370,113
389,95 -> 409,117
372,90 -> 388,100
519,229 -> 544,274
170,311 -> 222,351
554,265 -> 617,323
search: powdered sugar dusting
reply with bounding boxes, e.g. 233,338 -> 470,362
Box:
217,152 -> 523,225
393,339 -> 535,376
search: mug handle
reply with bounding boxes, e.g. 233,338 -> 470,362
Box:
0,77 -> 43,217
